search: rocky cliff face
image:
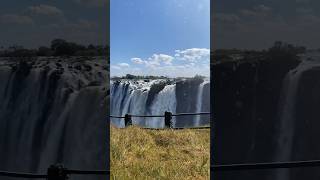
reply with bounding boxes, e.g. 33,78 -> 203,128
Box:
0,57 -> 109,179
201,83 -> 210,124
175,78 -> 205,127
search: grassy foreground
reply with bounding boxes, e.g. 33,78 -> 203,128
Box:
110,125 -> 210,180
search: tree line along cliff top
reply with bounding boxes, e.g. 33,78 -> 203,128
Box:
0,39 -> 109,58
212,41 -> 309,64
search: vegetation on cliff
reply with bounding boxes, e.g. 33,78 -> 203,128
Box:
0,39 -> 109,58
213,41 -> 307,63
111,74 -> 207,80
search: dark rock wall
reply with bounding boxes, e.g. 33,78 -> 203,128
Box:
146,81 -> 167,113
175,78 -> 204,127
201,83 -> 210,125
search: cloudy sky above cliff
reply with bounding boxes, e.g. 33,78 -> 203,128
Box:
214,0 -> 320,49
110,0 -> 210,77
0,0 -> 109,48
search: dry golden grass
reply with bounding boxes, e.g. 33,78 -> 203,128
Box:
110,125 -> 210,180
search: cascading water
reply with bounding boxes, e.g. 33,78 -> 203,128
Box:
275,69 -> 300,180
148,84 -> 176,128
275,58 -> 320,180
0,57 -> 108,180
110,78 -> 210,128
195,81 -> 210,126
110,80 -> 152,127
212,52 -> 320,180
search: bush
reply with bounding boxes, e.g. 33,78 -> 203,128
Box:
267,41 -> 306,60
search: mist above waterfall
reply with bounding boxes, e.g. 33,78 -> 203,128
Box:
110,77 -> 210,128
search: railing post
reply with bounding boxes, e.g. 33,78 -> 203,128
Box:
47,164 -> 68,180
124,114 -> 132,127
164,111 -> 173,128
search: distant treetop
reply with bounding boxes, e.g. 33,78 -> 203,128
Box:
111,74 -> 207,80
0,39 -> 109,58
213,41 -> 308,63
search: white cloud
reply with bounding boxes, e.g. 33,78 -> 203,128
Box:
118,63 -> 130,68
131,58 -> 144,64
128,62 -> 208,77
144,60 -> 160,68
26,5 -> 64,17
111,48 -> 210,77
254,5 -> 272,12
175,48 -> 209,62
0,14 -> 34,25
215,13 -> 240,23
240,4 -> 272,17
185,63 -> 196,68
111,65 -> 121,70
130,54 -> 174,67
148,54 -> 174,65
115,63 -> 210,78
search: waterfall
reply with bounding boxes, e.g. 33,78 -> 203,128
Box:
110,78 -> 210,128
275,71 -> 299,180
275,59 -> 320,180
0,57 -> 108,179
195,81 -> 209,126
149,84 -> 176,128
110,80 -> 152,127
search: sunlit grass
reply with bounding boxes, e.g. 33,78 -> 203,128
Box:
110,125 -> 210,180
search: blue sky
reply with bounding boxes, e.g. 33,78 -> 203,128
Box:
111,0 -> 210,77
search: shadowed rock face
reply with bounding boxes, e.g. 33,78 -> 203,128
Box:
212,56 -> 304,180
0,57 -> 109,180
146,81 -> 167,113
294,68 -> 320,160
201,83 -> 210,125
175,78 -> 204,127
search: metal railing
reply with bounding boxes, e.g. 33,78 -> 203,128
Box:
0,112 -> 210,179
110,111 -> 211,128
0,164 -> 109,179
212,160 -> 320,171
4,112 -> 320,177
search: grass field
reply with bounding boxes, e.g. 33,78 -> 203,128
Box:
110,125 -> 210,180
